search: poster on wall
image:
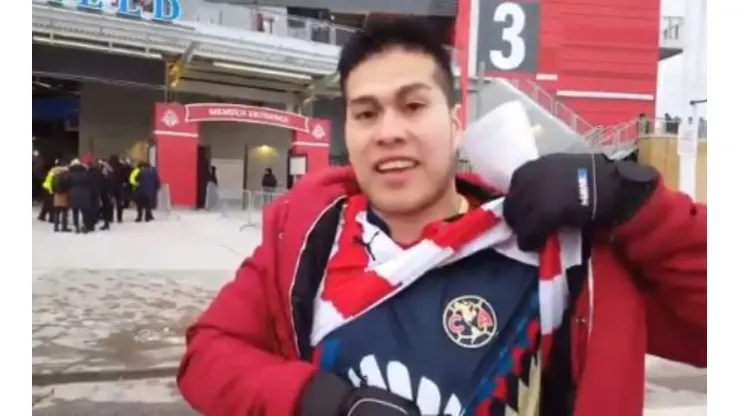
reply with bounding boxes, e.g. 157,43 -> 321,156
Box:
289,155 -> 307,176
288,155 -> 307,189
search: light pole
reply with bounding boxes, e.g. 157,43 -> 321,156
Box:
677,0 -> 707,200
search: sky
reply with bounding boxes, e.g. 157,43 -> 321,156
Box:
656,0 -> 707,118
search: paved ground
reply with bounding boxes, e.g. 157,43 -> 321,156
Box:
32,209 -> 706,414
33,209 -> 259,377
31,366 -> 706,415
32,378 -> 195,415
644,357 -> 706,415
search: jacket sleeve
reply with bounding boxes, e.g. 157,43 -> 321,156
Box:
177,207 -> 319,415
614,180 -> 707,367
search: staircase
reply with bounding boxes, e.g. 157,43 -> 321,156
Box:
467,77 -> 603,155
594,119 -> 642,158
466,76 -> 648,159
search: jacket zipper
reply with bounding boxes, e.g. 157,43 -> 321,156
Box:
286,196 -> 346,357
572,257 -> 595,383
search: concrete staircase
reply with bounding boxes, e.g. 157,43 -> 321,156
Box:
466,77 -> 599,155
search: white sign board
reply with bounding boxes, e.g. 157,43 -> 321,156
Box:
289,155 -> 307,176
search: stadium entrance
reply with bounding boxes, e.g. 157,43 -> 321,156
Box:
153,102 -> 331,208
32,76 -> 80,166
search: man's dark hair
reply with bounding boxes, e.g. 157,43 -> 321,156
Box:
337,17 -> 454,105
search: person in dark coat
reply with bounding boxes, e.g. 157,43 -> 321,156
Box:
67,159 -> 92,233
98,160 -> 115,230
86,162 -> 104,231
131,162 -> 160,222
87,160 -> 113,231
108,155 -> 131,223
261,167 -> 278,204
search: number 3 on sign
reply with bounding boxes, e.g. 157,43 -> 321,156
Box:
490,2 -> 527,71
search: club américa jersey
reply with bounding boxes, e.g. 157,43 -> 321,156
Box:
312,210 -> 544,415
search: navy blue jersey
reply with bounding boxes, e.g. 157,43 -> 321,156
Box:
314,248 -> 543,415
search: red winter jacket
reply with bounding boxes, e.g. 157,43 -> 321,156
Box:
178,167 -> 706,416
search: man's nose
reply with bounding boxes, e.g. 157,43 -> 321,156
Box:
373,110 -> 407,146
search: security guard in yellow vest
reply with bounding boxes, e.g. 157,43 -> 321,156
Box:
129,166 -> 141,190
38,162 -> 61,222
129,162 -> 159,222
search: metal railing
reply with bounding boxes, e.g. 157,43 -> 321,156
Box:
506,77 -> 594,136
187,1 -> 359,47
34,0 -> 355,51
205,184 -> 287,229
188,1 -> 463,74
155,184 -> 180,220
586,116 -> 708,158
37,0 -> 458,68
614,117 -> 706,139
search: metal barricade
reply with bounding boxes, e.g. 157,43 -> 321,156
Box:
204,182 -> 224,211
208,186 -> 286,230
156,184 -> 180,220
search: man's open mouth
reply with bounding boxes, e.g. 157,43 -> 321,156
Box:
374,158 -> 419,173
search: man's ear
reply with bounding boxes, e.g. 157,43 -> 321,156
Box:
451,103 -> 463,151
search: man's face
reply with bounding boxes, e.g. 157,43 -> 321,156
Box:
344,47 -> 462,215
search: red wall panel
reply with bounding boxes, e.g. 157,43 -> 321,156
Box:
544,0 -> 661,125
538,1 -> 562,77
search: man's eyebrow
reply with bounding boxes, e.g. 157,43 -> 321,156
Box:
397,82 -> 433,97
347,82 -> 433,106
347,95 -> 378,107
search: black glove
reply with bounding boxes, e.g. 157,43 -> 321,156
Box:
503,153 -> 659,251
300,371 -> 421,416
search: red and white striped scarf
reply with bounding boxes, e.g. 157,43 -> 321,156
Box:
312,194 -> 582,367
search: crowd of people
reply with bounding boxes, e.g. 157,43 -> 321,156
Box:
659,113 -> 708,136
635,113 -> 708,137
35,154 -> 160,233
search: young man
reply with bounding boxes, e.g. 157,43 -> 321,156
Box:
178,18 -> 706,416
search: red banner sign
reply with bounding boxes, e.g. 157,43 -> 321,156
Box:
185,103 -> 310,132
